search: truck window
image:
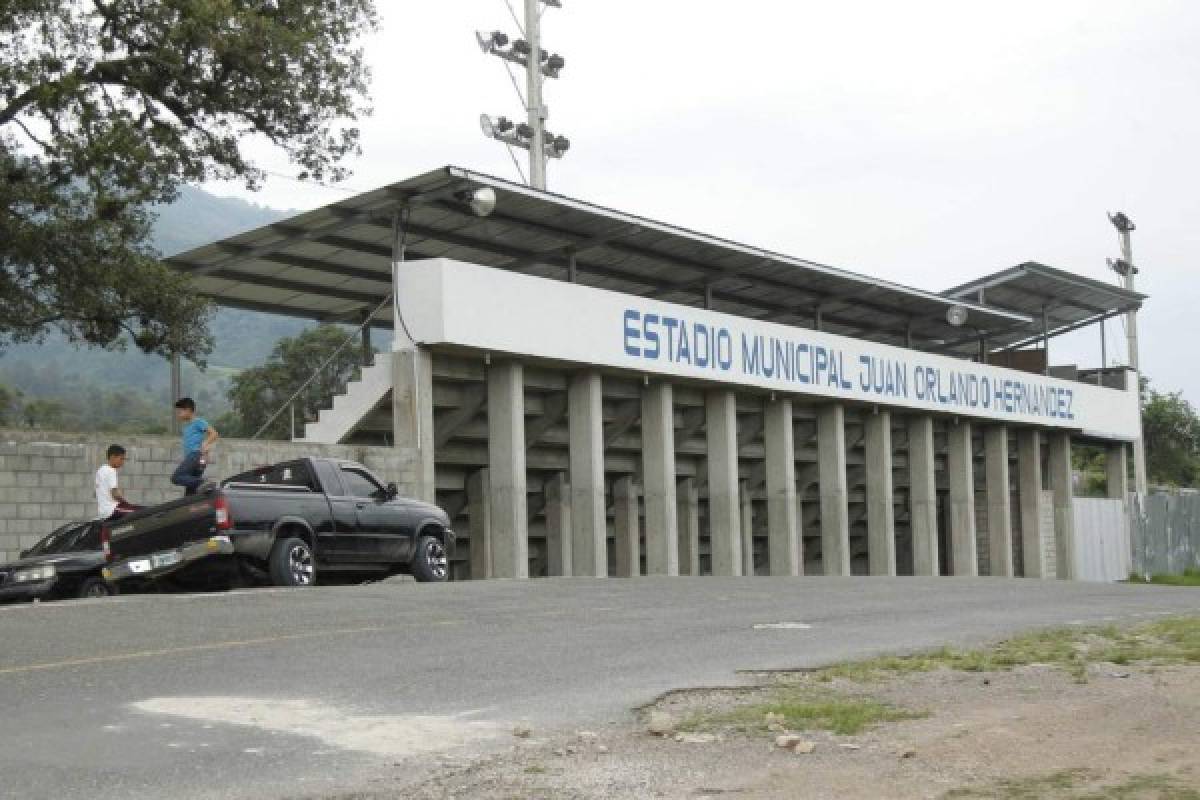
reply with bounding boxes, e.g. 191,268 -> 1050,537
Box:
313,460 -> 345,496
228,461 -> 316,490
340,468 -> 382,499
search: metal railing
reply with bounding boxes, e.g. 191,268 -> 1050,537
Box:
252,293 -> 393,440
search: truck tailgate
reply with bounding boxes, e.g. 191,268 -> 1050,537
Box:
107,493 -> 219,561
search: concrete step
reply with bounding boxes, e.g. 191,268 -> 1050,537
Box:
297,357 -> 393,444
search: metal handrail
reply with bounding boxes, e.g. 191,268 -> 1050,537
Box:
252,292 -> 393,440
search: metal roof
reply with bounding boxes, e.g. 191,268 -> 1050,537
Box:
942,261 -> 1144,352
168,166 -> 1041,356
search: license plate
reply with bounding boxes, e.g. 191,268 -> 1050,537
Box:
151,552 -> 182,569
128,559 -> 152,574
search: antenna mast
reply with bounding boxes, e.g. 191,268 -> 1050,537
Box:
477,1 -> 569,190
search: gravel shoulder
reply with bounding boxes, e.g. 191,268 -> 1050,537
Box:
342,617 -> 1200,800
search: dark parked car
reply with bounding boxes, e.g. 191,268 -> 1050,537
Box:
102,458 -> 454,588
0,520 -> 115,602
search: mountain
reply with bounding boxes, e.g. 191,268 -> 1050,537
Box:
0,187 -> 313,433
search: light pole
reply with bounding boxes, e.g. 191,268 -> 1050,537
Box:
524,0 -> 546,189
477,1 -> 568,189
1108,211 -> 1148,495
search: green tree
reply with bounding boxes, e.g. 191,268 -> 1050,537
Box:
21,397 -> 64,429
222,325 -> 369,440
1,1 -> 378,363
1142,383 -> 1200,488
0,383 -> 19,427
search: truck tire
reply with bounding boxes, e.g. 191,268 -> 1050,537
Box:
411,534 -> 449,583
270,536 -> 317,587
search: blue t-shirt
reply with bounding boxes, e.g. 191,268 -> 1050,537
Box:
182,418 -> 209,455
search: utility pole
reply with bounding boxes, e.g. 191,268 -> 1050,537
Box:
478,1 -> 568,189
1107,211 -> 1148,495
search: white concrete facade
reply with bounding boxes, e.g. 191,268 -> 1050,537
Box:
292,258 -> 1143,583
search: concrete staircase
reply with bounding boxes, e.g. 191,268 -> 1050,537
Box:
297,357 -> 392,444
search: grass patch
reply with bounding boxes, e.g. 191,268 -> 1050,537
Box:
677,687 -> 926,736
944,769 -> 1200,799
944,768 -> 1096,799
813,617 -> 1200,685
1127,567 -> 1200,587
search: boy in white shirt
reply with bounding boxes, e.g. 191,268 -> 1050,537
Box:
95,445 -> 128,520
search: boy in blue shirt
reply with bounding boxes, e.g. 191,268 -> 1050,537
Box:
171,397 -> 219,495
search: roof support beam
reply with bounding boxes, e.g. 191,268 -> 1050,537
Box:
205,270 -> 385,306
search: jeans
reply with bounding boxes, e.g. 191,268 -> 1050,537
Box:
170,451 -> 207,495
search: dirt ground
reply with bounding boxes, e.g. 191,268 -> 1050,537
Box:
382,664 -> 1199,800
330,622 -> 1200,800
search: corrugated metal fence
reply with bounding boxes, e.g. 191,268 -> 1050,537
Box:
1130,493 -> 1200,577
1072,498 -> 1130,582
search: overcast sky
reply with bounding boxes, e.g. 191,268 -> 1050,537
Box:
210,0 -> 1200,402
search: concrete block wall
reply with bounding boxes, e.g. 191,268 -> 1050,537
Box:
0,429 -> 420,563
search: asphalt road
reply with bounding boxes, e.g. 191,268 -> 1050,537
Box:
1,577 -> 1197,800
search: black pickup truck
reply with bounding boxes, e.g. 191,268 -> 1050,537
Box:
101,457 -> 454,588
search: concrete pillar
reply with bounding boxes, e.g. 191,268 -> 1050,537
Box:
817,404 -> 850,576
1048,432 -> 1075,580
544,472 -> 572,577
1107,443 -> 1129,500
1018,429 -> 1046,579
984,426 -> 1014,577
641,381 -> 678,576
947,420 -> 977,577
908,416 -> 939,576
569,371 -> 606,577
706,389 -> 742,576
764,397 -> 800,576
392,347 -> 435,502
864,410 -> 896,576
677,478 -> 700,576
488,360 -> 528,579
740,481 -> 755,576
613,476 -> 639,577
466,468 -> 492,580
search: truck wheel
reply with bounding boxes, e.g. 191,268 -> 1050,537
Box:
270,536 -> 317,587
77,575 -> 116,599
411,534 -> 449,583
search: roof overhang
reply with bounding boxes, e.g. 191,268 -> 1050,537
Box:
942,261 -> 1145,352
167,166 -> 1042,356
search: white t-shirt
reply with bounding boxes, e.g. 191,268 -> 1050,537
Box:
95,465 -> 119,519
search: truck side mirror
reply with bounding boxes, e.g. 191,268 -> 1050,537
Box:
386,482 -> 399,499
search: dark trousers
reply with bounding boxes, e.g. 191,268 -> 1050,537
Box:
170,451 -> 207,494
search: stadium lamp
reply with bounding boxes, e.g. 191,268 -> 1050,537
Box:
1107,211 -> 1136,233
455,186 -> 497,218
945,305 -> 969,327
1107,258 -> 1138,277
475,30 -> 509,54
543,53 -> 566,78
547,134 -> 571,158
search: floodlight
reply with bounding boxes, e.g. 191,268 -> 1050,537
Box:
945,305 -> 969,327
512,39 -> 531,56
1107,211 -> 1136,233
1107,258 -> 1138,277
479,114 -> 496,138
552,135 -> 570,153
475,30 -> 508,53
542,53 -> 565,77
516,123 -> 535,140
456,186 -> 497,217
